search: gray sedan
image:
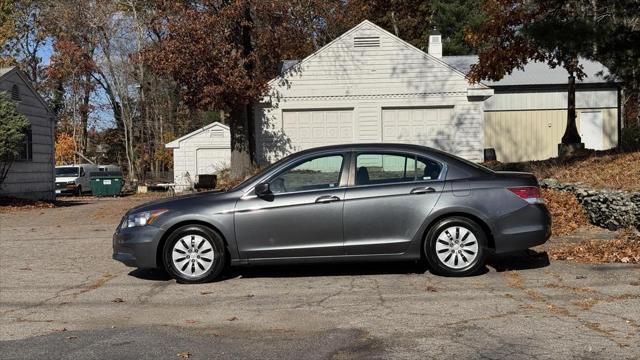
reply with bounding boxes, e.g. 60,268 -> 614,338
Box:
113,144 -> 551,283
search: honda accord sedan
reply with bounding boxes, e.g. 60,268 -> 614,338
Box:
113,144 -> 551,283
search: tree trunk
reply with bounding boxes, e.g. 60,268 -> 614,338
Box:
562,72 -> 582,144
228,1 -> 257,180
80,75 -> 91,154
229,105 -> 256,180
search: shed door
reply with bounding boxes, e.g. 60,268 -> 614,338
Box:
580,111 -> 605,150
196,148 -> 230,175
282,109 -> 354,151
382,107 -> 454,151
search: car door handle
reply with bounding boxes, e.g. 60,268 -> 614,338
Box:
315,195 -> 341,203
410,186 -> 436,194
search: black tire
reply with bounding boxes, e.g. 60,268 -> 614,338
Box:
424,216 -> 487,277
76,185 -> 82,196
162,225 -> 226,284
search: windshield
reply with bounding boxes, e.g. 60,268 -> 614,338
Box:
56,167 -> 79,177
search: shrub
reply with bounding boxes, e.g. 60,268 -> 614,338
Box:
0,92 -> 30,188
620,126 -> 640,152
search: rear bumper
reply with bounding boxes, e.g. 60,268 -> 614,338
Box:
492,203 -> 552,254
112,226 -> 163,268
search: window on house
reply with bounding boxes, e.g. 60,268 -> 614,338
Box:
17,126 -> 33,161
11,84 -> 21,101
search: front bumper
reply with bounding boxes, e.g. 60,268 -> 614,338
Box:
112,225 -> 164,268
55,183 -> 79,195
493,203 -> 552,254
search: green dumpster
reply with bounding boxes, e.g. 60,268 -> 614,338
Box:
90,171 -> 124,197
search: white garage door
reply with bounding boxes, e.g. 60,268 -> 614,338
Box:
382,107 -> 454,151
196,148 -> 230,175
282,109 -> 354,150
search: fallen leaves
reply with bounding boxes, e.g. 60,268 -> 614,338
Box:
486,151 -> 640,192
185,320 -> 198,324
542,189 -> 589,236
227,316 -> 238,321
177,351 -> 191,359
111,298 -> 124,303
0,196 -> 56,213
426,286 -> 438,292
549,229 -> 640,264
200,291 -> 213,295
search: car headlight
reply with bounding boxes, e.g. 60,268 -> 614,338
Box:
122,209 -> 169,228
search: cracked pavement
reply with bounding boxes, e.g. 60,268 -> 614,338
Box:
1,196 -> 639,359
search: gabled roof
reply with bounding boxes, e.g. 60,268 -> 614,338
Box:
165,121 -> 229,149
0,66 -> 55,118
442,56 -> 615,87
269,20 -> 488,89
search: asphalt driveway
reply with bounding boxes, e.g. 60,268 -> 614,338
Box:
1,196 -> 639,359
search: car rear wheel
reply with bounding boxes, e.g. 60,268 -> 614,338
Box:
424,217 -> 487,276
163,225 -> 226,284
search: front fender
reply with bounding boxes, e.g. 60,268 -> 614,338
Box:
156,210 -> 239,261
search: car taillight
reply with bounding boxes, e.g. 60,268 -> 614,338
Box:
508,186 -> 543,204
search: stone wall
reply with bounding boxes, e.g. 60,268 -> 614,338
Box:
540,179 -> 640,231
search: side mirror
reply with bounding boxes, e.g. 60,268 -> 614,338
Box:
254,182 -> 271,197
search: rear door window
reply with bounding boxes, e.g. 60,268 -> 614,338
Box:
355,153 -> 442,185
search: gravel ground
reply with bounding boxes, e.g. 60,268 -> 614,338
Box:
1,196 -> 639,359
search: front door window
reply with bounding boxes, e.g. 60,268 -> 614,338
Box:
270,155 -> 344,194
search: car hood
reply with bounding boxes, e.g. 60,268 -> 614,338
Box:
126,190 -> 228,214
56,176 -> 78,182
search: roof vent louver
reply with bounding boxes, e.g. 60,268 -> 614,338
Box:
354,36 -> 380,48
11,84 -> 20,101
210,129 -> 224,138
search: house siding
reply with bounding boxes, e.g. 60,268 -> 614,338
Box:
0,70 -> 55,201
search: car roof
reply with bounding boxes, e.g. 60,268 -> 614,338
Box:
294,143 -> 442,155
286,143 -> 493,178
56,164 -> 97,167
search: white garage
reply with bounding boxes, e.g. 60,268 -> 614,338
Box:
255,20 -> 489,163
165,122 -> 231,192
381,107 -> 455,151
282,109 -> 355,150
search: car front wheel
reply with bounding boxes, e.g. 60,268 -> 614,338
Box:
163,225 -> 226,284
424,217 -> 487,276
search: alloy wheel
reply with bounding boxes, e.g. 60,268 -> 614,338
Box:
171,234 -> 215,278
434,226 -> 479,269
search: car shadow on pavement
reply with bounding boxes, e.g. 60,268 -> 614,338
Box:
227,261 -> 430,279
126,251 -> 550,282
128,268 -> 172,281
487,249 -> 550,272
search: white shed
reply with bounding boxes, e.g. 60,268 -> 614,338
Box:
165,122 -> 231,192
